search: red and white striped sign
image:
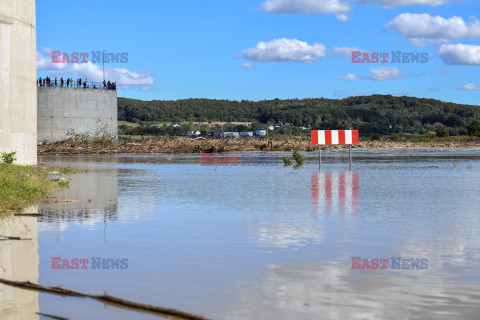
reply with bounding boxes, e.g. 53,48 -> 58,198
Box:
311,171 -> 359,217
311,130 -> 359,145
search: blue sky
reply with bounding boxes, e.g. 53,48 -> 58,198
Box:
36,0 -> 479,104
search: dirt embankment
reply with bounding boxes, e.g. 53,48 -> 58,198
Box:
37,138 -> 480,155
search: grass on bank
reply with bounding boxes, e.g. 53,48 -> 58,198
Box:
0,164 -> 56,211
0,164 -> 81,211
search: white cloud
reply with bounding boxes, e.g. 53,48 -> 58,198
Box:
260,0 -> 351,21
369,67 -> 405,81
386,14 -> 480,44
338,73 -> 359,81
392,90 -> 406,95
410,38 -> 451,47
239,62 -> 256,69
454,83 -> 480,90
438,44 -> 480,65
428,88 -> 440,92
243,38 -> 326,63
37,48 -> 155,90
328,47 -> 366,57
339,67 -> 405,81
359,0 -> 456,7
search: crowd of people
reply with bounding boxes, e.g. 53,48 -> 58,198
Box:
37,76 -> 117,90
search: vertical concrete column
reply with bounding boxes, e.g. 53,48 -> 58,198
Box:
0,0 -> 37,165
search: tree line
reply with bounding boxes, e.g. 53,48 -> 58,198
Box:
118,95 -> 480,137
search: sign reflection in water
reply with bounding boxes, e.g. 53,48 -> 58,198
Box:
311,171 -> 359,216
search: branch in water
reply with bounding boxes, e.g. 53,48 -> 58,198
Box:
0,278 -> 212,320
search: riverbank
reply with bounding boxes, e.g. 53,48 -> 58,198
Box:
0,164 -> 56,211
37,137 -> 480,155
0,164 -> 79,211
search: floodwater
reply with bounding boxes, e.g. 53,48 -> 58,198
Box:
1,148 -> 480,320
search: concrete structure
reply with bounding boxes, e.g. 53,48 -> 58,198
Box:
0,0 -> 37,165
37,87 -> 118,142
0,208 -> 39,319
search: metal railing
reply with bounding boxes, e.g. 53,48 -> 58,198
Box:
37,79 -> 117,91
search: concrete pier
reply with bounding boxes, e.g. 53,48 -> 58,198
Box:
0,0 -> 37,165
37,87 -> 118,142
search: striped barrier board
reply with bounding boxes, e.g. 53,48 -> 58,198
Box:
311,130 -> 359,145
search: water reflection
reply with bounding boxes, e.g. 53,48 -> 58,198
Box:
224,259 -> 480,320
0,207 -> 39,320
38,158 -> 119,234
311,171 -> 359,217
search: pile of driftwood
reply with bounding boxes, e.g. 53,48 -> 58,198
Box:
38,137 -> 480,155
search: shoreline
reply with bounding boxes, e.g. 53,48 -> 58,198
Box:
37,138 -> 480,155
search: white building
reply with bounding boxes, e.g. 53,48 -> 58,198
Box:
255,129 -> 267,137
187,130 -> 201,137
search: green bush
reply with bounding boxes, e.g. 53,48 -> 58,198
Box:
371,133 -> 382,141
390,134 -> 400,141
292,150 -> 305,165
436,126 -> 450,138
283,157 -> 292,166
425,131 -> 437,139
1,151 -> 17,164
467,120 -> 480,137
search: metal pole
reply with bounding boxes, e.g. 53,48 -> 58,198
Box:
349,145 -> 352,170
319,146 -> 322,171
102,50 -> 106,83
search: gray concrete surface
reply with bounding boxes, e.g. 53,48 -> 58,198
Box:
37,87 -> 118,142
0,208 -> 39,320
0,0 -> 37,165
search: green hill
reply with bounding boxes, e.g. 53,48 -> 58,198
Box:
118,95 -> 480,137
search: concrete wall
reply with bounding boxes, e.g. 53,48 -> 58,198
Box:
37,87 -> 118,142
0,0 -> 37,165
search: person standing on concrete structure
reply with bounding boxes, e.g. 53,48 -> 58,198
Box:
0,0 -> 38,165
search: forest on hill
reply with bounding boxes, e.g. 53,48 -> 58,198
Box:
118,95 -> 480,137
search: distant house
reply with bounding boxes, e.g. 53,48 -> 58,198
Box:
267,125 -> 274,130
172,122 -> 181,128
255,129 -> 267,136
240,131 -> 254,137
187,130 -> 201,137
214,131 -> 240,138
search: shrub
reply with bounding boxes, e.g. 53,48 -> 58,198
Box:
467,120 -> 480,137
390,134 -> 400,141
292,150 -> 305,165
283,157 -> 292,166
425,131 -> 437,139
436,126 -> 450,138
371,133 -> 382,141
1,151 -> 17,164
